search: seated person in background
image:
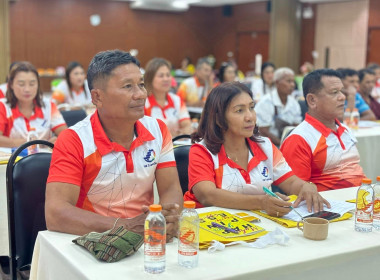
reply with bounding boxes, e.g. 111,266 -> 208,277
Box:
251,62 -> 276,102
144,57 -> 191,137
45,50 -> 183,240
0,62 -> 67,148
184,82 -> 329,216
255,67 -> 302,146
51,61 -> 92,107
177,57 -> 213,108
180,56 -> 195,75
281,69 -> 365,191
337,68 -> 376,120
214,62 -> 237,87
357,68 -> 380,120
368,63 -> 380,102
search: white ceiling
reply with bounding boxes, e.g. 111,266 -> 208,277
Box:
116,0 -> 359,7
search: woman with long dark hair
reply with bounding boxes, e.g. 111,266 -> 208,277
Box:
0,62 -> 67,147
184,82 -> 329,216
52,61 -> 91,106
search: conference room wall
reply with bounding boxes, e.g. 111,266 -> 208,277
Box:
8,0 -> 270,74
367,0 -> 380,64
9,0 -> 214,71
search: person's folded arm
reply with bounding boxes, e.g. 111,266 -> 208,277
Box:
0,133 -> 25,148
192,181 -> 292,217
45,182 -> 147,236
361,109 -> 376,121
278,175 -> 330,213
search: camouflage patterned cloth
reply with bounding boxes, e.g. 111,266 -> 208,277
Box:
72,226 -> 144,263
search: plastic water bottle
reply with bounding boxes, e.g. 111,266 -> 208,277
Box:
343,108 -> 351,127
178,201 -> 199,268
351,108 -> 360,130
373,176 -> 380,230
355,178 -> 374,232
144,204 -> 166,274
27,128 -> 39,155
191,118 -> 199,133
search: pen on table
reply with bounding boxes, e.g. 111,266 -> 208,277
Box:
211,222 -> 239,234
262,187 -> 304,220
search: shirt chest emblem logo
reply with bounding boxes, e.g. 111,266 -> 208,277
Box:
143,149 -> 156,163
261,167 -> 269,178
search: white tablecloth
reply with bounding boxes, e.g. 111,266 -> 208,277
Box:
30,187 -> 380,280
354,126 -> 380,182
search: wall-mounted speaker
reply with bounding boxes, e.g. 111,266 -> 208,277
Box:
222,5 -> 233,17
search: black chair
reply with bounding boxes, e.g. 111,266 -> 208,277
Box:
172,135 -> 192,195
173,144 -> 191,195
6,140 -> 54,280
60,109 -> 87,127
298,99 -> 308,120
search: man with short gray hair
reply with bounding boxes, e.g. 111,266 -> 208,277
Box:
255,67 -> 302,146
177,57 -> 213,107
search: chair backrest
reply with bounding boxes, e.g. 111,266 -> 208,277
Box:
6,140 -> 53,277
298,99 -> 308,120
60,109 -> 87,127
173,145 -> 191,195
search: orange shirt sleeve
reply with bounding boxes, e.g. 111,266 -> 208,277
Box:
188,144 -> 216,192
47,129 -> 85,186
280,134 -> 312,181
0,102 -> 8,134
176,82 -> 188,102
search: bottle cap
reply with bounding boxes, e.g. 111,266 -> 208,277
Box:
353,108 -> 358,112
184,201 -> 196,208
191,118 -> 198,122
377,176 -> 380,182
149,204 -> 162,212
29,127 -> 36,131
362,178 -> 372,184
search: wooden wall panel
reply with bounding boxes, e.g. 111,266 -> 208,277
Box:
300,4 -> 317,68
9,0 -> 271,77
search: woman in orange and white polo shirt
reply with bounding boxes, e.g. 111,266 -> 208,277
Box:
184,82 -> 330,217
144,58 -> 191,137
0,62 -> 67,148
51,61 -> 91,107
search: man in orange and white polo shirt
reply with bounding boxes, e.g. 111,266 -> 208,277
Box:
281,69 -> 365,191
46,50 -> 183,240
176,58 -> 213,107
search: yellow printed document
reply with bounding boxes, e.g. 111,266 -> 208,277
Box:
199,210 -> 267,249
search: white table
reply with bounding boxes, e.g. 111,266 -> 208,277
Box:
354,126 -> 380,182
30,187 -> 380,280
0,164 -> 8,256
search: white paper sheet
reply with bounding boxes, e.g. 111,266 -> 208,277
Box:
282,199 -> 355,222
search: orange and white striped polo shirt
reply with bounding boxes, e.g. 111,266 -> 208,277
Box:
144,92 -> 190,135
0,97 -> 66,141
177,76 -> 207,104
47,112 -> 176,218
184,137 -> 294,208
280,113 -> 364,191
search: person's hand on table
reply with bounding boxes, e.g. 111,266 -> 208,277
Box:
261,193 -> 293,217
120,212 -> 148,235
161,203 -> 180,242
142,203 -> 180,242
293,182 -> 331,213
